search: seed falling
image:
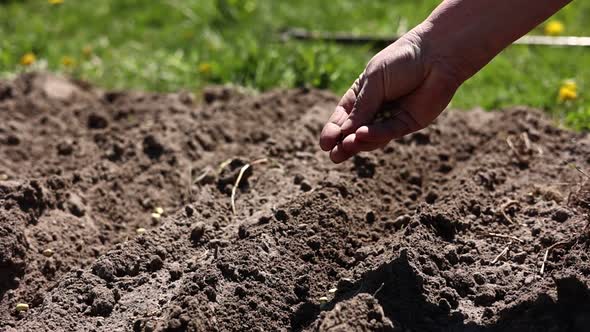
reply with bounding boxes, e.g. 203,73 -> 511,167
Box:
318,296 -> 328,304
154,207 -> 164,215
136,227 -> 146,235
151,212 -> 161,221
328,288 -> 337,294
42,248 -> 54,257
16,303 -> 29,312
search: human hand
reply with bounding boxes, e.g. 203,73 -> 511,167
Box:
319,26 -> 462,163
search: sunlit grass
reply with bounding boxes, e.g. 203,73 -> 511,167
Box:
0,0 -> 588,129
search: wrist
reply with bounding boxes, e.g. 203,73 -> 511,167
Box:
415,0 -> 573,84
410,21 -> 468,90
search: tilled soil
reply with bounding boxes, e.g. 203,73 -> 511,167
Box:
1,73 -> 589,332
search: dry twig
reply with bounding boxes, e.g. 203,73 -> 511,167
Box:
571,164 -> 590,179
217,158 -> 233,175
194,166 -> 213,184
373,282 -> 385,297
231,164 -> 251,215
521,133 -> 532,152
539,241 -> 568,276
506,133 -> 542,161
488,232 -> 524,243
506,136 -> 522,161
230,158 -> 269,215
491,241 -> 512,264
501,200 -> 520,224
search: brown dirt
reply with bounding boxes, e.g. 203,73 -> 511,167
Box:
1,73 -> 590,331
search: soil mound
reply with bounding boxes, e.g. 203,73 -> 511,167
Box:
1,73 -> 589,331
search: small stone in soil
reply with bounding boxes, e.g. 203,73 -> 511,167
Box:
148,255 -> 163,271
238,225 -> 249,239
190,222 -> 206,243
169,263 -> 182,281
472,272 -> 486,285
184,205 -> 194,217
551,208 -> 571,223
393,215 -> 411,228
300,181 -> 312,192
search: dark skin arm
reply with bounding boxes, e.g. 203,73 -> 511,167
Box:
319,0 -> 572,163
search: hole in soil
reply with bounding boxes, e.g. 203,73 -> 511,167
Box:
142,135 -> 165,160
87,113 -> 109,129
419,213 -> 458,241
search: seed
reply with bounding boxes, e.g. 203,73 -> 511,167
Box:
318,296 -> 328,304
136,227 -> 146,234
16,303 -> 29,312
154,207 -> 164,215
42,248 -> 54,257
328,288 -> 337,294
151,212 -> 161,220
0,174 -> 8,181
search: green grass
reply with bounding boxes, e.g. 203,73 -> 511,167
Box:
0,0 -> 589,129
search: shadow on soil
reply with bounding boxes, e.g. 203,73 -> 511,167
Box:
293,249 -> 590,332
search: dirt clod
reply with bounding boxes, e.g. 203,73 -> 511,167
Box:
190,222 -> 206,243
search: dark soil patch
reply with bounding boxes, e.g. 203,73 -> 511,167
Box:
1,73 -> 590,331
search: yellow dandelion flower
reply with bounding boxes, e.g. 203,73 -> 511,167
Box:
20,52 -> 36,66
48,0 -> 64,4
558,80 -> 578,102
61,56 -> 75,67
198,63 -> 212,75
562,79 -> 577,91
544,20 -> 565,36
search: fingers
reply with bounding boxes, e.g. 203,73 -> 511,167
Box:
355,110 -> 419,143
339,71 -> 383,137
319,105 -> 348,151
328,133 -> 386,164
329,108 -> 424,163
319,78 -> 361,151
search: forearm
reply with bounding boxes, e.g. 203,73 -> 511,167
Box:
416,0 -> 572,82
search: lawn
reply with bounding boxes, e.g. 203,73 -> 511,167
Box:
0,0 -> 588,129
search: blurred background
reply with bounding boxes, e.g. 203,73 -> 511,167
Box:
0,0 -> 588,129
